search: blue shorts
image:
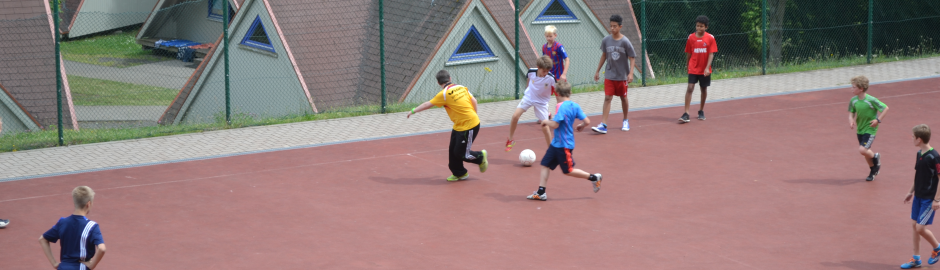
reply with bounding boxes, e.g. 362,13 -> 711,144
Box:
541,146 -> 575,174
912,196 -> 936,225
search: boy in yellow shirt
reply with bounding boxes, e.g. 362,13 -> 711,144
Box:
408,70 -> 489,181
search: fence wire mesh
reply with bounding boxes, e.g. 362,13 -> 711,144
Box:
0,0 -> 937,152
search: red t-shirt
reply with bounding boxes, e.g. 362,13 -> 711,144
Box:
685,32 -> 717,75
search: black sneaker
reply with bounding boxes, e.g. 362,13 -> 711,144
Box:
866,167 -> 875,181
698,110 -> 706,120
679,113 -> 690,123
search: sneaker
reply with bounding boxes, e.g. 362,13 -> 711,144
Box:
591,173 -> 602,193
931,248 -> 940,264
505,139 -> 515,152
0,219 -> 8,228
873,153 -> 881,175
479,150 -> 488,173
698,110 -> 706,120
527,191 -> 547,201
679,113 -> 690,123
591,123 -> 608,134
901,257 -> 922,269
866,169 -> 875,181
446,173 -> 469,182
621,119 -> 630,131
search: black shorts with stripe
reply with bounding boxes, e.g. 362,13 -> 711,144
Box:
541,146 -> 575,174
857,133 -> 875,149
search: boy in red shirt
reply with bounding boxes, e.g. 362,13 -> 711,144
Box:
680,15 -> 717,123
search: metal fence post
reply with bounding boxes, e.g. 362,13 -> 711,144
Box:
514,0 -> 520,100
867,0 -> 873,64
223,0 -> 231,124
54,0 -> 63,146
761,0 -> 767,74
380,0 -> 386,113
640,0 -> 646,86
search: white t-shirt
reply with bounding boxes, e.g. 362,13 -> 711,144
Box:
523,68 -> 555,104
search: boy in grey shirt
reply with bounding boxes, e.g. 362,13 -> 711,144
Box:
593,14 -> 637,133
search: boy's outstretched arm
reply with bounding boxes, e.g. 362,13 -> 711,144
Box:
82,244 -> 106,270
870,106 -> 889,127
594,52 -> 607,82
541,119 -> 559,129
406,101 -> 436,118
39,236 -> 58,269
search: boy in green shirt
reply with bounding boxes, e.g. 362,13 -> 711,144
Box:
847,75 -> 889,181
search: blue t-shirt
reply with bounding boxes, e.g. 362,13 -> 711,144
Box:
551,100 -> 586,149
542,42 -> 568,79
43,215 -> 104,269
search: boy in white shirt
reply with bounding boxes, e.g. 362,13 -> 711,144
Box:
506,55 -> 556,151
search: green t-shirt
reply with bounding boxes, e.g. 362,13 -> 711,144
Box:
848,94 -> 887,135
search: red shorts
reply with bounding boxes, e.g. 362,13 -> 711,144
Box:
604,79 -> 628,97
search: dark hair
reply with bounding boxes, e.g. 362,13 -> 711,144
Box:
695,15 -> 709,27
435,70 -> 451,85
610,14 -> 623,26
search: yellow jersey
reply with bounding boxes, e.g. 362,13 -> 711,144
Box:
429,84 -> 480,131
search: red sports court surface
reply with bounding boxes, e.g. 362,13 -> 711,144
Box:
2,77 -> 939,269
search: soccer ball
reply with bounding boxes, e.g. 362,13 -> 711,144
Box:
519,149 -> 536,166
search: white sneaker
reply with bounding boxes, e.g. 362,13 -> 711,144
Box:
526,191 -> 547,201
621,119 -> 630,131
0,219 -> 9,228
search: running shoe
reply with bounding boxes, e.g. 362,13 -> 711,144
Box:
866,168 -> 875,181
698,110 -> 706,120
873,153 -> 881,175
447,173 -> 469,182
505,139 -> 516,152
679,113 -> 690,123
930,247 -> 940,264
0,219 -> 8,228
622,119 -> 630,131
901,257 -> 922,269
527,191 -> 547,201
591,173 -> 603,193
591,123 -> 608,134
479,150 -> 489,173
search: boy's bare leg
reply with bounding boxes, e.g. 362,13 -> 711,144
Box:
859,146 -> 875,167
539,166 -> 551,187
601,95 -> 613,125
699,86 -> 708,111
915,222 -> 940,255
542,124 -> 553,147
508,108 -> 525,140
684,83 -> 695,113
564,168 -> 591,179
620,96 -> 629,120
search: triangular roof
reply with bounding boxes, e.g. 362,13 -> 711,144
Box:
0,0 -> 78,129
479,0 -> 538,68
136,0 -> 243,42
59,0 -> 160,37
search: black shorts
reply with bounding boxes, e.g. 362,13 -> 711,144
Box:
541,146 -> 575,174
688,74 -> 711,87
857,134 -> 876,149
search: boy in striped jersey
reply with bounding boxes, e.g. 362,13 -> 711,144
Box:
40,186 -> 106,270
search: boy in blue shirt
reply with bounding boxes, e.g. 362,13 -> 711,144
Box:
527,81 -> 603,201
40,186 -> 106,270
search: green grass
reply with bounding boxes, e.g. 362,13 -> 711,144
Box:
61,30 -> 168,68
69,75 -> 179,106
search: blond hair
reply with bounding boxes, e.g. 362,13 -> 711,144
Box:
73,186 -> 95,209
851,76 -> 870,92
536,55 -> 553,70
556,81 -> 572,97
544,25 -> 557,35
914,124 -> 932,144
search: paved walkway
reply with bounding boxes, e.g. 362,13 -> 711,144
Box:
65,60 -> 194,89
2,58 -> 939,181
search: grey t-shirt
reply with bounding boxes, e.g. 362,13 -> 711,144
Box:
600,35 -> 636,81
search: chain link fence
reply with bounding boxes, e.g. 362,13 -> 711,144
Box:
0,0 -> 937,151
